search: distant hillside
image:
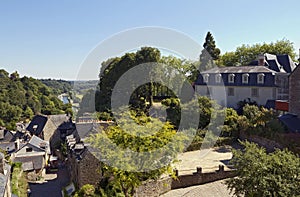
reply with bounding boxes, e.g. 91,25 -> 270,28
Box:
72,80 -> 98,95
0,70 -> 72,129
39,79 -> 72,95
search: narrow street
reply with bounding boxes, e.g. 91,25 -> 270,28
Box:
29,164 -> 70,197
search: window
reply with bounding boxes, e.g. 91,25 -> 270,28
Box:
251,88 -> 259,97
242,74 -> 249,84
26,147 -> 33,152
203,74 -> 209,83
228,74 -> 235,83
215,74 -> 222,83
257,73 -> 265,84
228,87 -> 234,96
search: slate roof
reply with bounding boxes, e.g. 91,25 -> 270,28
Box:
196,66 -> 276,87
0,130 -> 14,142
0,162 -> 10,197
278,114 -> 300,132
202,65 -> 277,74
0,142 -> 15,153
22,161 -> 34,171
48,114 -> 69,127
14,155 -> 44,170
249,53 -> 296,73
28,135 -> 50,154
75,122 -> 100,140
26,115 -> 48,135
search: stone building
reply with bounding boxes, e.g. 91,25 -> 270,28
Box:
26,114 -> 70,150
289,65 -> 300,117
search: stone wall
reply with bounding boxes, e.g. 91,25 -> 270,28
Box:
239,131 -> 283,152
171,166 -> 235,189
289,66 -> 300,117
67,149 -> 102,188
135,165 -> 235,197
134,177 -> 172,197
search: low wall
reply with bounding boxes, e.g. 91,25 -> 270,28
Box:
135,165 -> 236,197
171,166 -> 236,189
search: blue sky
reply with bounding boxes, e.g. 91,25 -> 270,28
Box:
1,0 -> 300,80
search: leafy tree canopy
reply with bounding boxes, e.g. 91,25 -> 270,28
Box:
0,70 -> 72,129
86,109 -> 190,196
226,141 -> 300,197
219,39 -> 297,66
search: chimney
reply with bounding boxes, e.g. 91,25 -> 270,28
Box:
258,54 -> 265,66
14,138 -> 20,151
0,153 -> 4,174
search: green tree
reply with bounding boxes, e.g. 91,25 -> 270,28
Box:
199,32 -> 221,71
74,184 -> 96,197
219,39 -> 296,66
86,110 -> 188,197
226,141 -> 300,197
0,70 -> 72,128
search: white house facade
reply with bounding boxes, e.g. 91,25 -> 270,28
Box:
195,54 -> 296,109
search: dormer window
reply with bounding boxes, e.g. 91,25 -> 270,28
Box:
242,74 -> 249,84
257,73 -> 265,84
228,74 -> 235,83
215,74 -> 222,83
203,74 -> 209,83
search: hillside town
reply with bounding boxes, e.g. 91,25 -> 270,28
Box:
2,1 -> 300,197
0,50 -> 299,196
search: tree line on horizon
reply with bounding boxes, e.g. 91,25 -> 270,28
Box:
0,69 -> 72,130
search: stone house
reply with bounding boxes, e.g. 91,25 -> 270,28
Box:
195,53 -> 296,108
12,135 -> 50,173
26,114 -> 70,150
65,133 -> 102,189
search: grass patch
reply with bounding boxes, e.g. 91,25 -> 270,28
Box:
11,162 -> 28,197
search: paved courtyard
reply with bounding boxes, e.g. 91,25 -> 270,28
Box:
174,146 -> 233,175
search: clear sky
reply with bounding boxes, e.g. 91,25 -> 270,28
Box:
1,0 -> 300,80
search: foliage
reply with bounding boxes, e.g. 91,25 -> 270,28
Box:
39,79 -> 72,95
242,104 -> 284,138
95,47 -> 198,114
74,184 -> 97,197
219,39 -> 297,66
86,110 -> 188,197
0,70 -> 72,129
11,162 -> 28,197
226,141 -> 300,197
236,98 -> 257,115
199,31 -> 221,71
